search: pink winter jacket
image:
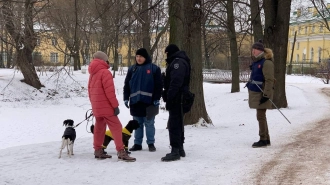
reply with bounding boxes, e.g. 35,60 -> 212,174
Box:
88,59 -> 119,117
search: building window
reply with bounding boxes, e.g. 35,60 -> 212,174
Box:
318,47 -> 322,63
297,42 -> 300,50
50,52 -> 58,63
310,48 -> 314,62
320,25 -> 324,32
70,57 -> 74,65
305,27 -> 308,34
1,52 -> 7,63
303,48 -> 306,62
296,54 -> 299,62
311,25 -> 315,33
51,38 -> 57,46
118,54 -> 122,64
298,26 -> 301,34
33,52 -> 42,65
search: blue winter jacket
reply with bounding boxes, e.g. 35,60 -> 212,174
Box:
123,57 -> 162,117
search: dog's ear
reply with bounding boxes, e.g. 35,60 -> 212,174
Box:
63,120 -> 67,126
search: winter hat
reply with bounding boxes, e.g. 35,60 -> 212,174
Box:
165,44 -> 180,58
252,40 -> 264,51
135,48 -> 150,59
93,51 -> 108,62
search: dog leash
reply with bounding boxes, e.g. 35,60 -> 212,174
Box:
74,109 -> 94,128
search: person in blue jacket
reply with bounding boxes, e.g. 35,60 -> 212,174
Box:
123,48 -> 162,152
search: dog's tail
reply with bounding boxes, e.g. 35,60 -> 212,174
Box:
90,124 -> 94,134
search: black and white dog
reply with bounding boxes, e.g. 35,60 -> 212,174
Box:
59,119 -> 76,158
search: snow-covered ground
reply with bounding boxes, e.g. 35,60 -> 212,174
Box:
0,68 -> 329,185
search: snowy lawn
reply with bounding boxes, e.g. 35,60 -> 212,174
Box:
0,68 -> 329,185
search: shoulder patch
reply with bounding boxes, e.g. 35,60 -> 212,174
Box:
174,63 -> 179,69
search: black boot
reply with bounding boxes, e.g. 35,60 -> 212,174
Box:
266,140 -> 271,146
179,146 -> 186,157
129,144 -> 142,151
148,144 -> 156,152
161,147 -> 180,162
252,140 -> 267,148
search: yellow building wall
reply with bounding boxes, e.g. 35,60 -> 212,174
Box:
288,21 -> 330,64
34,32 -> 69,65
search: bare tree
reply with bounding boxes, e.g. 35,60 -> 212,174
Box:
183,0 -> 211,124
226,0 -> 240,93
263,0 -> 292,108
250,0 -> 263,42
311,0 -> 330,31
1,0 -> 44,89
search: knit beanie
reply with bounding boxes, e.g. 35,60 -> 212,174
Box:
252,40 -> 264,51
165,44 -> 180,58
135,48 -> 150,59
93,51 -> 108,62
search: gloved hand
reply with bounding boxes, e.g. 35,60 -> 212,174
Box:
153,100 -> 160,106
259,96 -> 269,105
249,64 -> 252,70
124,100 -> 129,108
114,107 -> 120,116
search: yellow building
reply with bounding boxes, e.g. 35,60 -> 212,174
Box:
288,4 -> 330,73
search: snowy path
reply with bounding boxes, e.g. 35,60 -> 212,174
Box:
249,88 -> 330,185
243,86 -> 330,184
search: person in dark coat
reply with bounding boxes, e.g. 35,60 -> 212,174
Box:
246,40 -> 275,148
161,44 -> 191,162
123,48 -> 162,152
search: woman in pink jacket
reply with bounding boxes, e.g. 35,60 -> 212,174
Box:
88,51 -> 135,162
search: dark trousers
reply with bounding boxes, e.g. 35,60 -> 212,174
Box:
168,103 -> 185,148
256,109 -> 270,140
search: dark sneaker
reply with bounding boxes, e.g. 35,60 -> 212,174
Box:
148,144 -> 156,152
118,149 -> 136,162
129,144 -> 142,151
94,149 -> 112,159
252,140 -> 268,148
266,140 -> 271,146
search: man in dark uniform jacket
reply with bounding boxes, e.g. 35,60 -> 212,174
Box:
161,44 -> 191,162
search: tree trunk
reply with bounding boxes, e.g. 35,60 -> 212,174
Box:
2,0 -> 43,89
141,0 -> 151,53
6,46 -> 13,68
226,0 -> 240,93
264,0 -> 291,108
202,22 -> 211,69
17,49 -> 43,88
181,0 -> 211,125
168,0 -> 184,48
250,0 -> 263,42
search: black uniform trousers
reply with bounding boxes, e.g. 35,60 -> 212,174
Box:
168,102 -> 185,148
